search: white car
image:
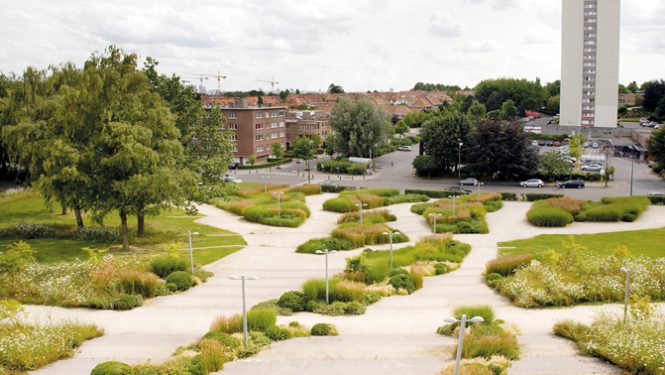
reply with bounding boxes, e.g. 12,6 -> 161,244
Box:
397,145 -> 412,151
520,179 -> 544,188
581,164 -> 603,172
223,175 -> 242,183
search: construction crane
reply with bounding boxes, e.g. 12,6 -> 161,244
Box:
256,77 -> 279,92
186,72 -> 228,93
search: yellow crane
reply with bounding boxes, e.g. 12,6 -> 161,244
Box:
256,77 -> 279,91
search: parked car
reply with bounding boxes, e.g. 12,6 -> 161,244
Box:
223,174 -> 242,183
459,177 -> 479,186
445,186 -> 471,195
397,145 -> 412,151
557,180 -> 585,189
591,141 -> 599,148
531,140 -> 539,146
520,178 -> 544,188
553,141 -> 561,147
581,163 -> 603,172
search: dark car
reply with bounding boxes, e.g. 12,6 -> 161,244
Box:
445,186 -> 471,195
557,180 -> 585,189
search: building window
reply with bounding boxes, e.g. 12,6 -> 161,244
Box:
279,110 -> 285,116
230,134 -> 237,141
227,112 -> 237,119
256,134 -> 264,141
255,124 -> 263,130
232,146 -> 238,152
280,121 -> 285,127
256,112 -> 265,119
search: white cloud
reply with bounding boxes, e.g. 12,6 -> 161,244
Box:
429,12 -> 464,37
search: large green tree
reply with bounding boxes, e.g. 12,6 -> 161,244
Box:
538,151 -> 572,181
467,119 -> 537,180
419,111 -> 471,175
474,78 -> 546,114
648,127 -> 665,173
329,98 -> 390,158
642,80 -> 665,114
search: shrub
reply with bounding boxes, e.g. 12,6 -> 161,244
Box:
485,254 -> 533,277
436,323 -> 456,336
264,326 -> 290,341
165,271 -> 193,291
462,330 -> 520,360
295,237 -> 354,254
525,193 -> 564,201
434,263 -> 449,275
404,189 -> 450,198
341,188 -> 400,197
485,273 -> 503,286
583,206 -> 622,222
527,207 -> 573,227
150,256 -> 187,278
310,323 -> 338,336
202,331 -> 241,350
389,272 -> 416,294
103,293 -> 143,310
91,361 -> 134,375
453,305 -> 495,324
323,197 -> 356,213
210,314 -> 242,334
383,194 -> 430,205
338,209 -> 395,224
245,308 -> 277,331
500,192 -> 518,201
287,184 -> 322,195
343,301 -> 366,315
277,291 -> 306,312
198,338 -> 228,373
117,271 -> 161,298
313,301 -> 346,316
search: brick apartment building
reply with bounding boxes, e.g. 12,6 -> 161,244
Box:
285,110 -> 330,148
217,98 -> 287,165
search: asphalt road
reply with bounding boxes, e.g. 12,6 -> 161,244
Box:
234,143 -> 665,200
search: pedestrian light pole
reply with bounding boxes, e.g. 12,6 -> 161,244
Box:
629,158 -> 634,196
382,231 -> 399,269
188,231 -> 199,274
274,191 -> 282,217
355,203 -> 369,224
476,181 -> 484,200
452,194 -> 457,215
457,141 -> 463,186
428,213 -> 440,235
314,249 -> 337,304
620,266 -> 631,323
228,275 -> 259,348
261,175 -> 270,193
444,314 -> 485,375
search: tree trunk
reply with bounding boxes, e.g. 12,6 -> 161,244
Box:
137,211 -> 145,237
73,204 -> 84,229
120,210 -> 129,251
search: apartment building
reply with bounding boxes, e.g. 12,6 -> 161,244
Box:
219,99 -> 287,164
560,0 -> 620,131
285,110 -> 330,148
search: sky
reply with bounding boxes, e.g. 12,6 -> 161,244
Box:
1,0 -> 663,93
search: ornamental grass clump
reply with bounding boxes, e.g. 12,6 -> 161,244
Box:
338,209 -> 396,224
415,198 -> 493,234
485,254 -> 533,277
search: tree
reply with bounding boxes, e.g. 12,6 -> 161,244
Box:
412,82 -> 461,92
248,154 -> 256,166
395,121 -> 409,135
279,90 -> 290,101
627,81 -> 639,94
568,133 -> 586,160
474,78 -> 546,113
655,96 -> 665,121
648,127 -> 665,170
500,100 -> 518,120
272,142 -> 284,159
467,119 -> 537,180
618,104 -> 628,117
324,137 -> 335,158
328,83 -> 345,94
293,137 -> 316,182
538,151 -> 572,181
329,98 -> 390,158
412,155 -> 438,177
545,80 -> 560,97
545,95 -> 560,115
467,100 -> 486,120
311,133 -> 322,150
642,80 -> 665,113
420,111 -> 471,175
461,95 -> 474,113
618,84 -> 629,94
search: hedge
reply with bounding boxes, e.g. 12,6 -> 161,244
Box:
322,184 -> 355,193
648,195 -> 665,205
238,158 -> 292,170
525,193 -> 564,202
527,207 -> 574,227
500,192 -> 518,201
404,189 -> 451,198
318,159 -> 367,175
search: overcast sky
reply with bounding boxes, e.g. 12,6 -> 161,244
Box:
1,0 -> 663,92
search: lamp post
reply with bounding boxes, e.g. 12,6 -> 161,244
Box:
457,142 -> 463,186
355,203 -> 369,224
382,231 -> 399,269
428,213 -> 441,235
261,175 -> 270,193
188,231 -> 199,274
274,191 -> 281,217
228,275 -> 259,348
452,194 -> 457,215
620,266 -> 630,323
314,249 -> 337,304
444,314 -> 485,375
476,182 -> 484,200
629,157 -> 634,196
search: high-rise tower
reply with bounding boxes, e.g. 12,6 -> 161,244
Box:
560,0 -> 620,130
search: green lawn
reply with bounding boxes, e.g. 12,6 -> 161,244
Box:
498,228 -> 665,258
0,191 -> 247,265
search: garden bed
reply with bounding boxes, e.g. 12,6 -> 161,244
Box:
411,193 -> 503,234
322,188 -> 429,213
526,196 -> 651,227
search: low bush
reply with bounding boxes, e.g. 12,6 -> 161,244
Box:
383,194 -> 430,205
165,271 -> 193,291
91,361 -> 134,375
332,223 -> 407,249
237,158 -> 292,169
462,330 -> 520,360
202,331 -> 241,350
277,291 -> 306,312
322,184 -> 355,193
287,184 -> 322,195
264,326 -> 290,341
436,323 -> 456,336
525,193 -> 564,202
84,293 -> 144,311
527,207 -> 573,227
322,197 -> 356,213
210,314 -> 242,334
150,256 -> 187,278
313,301 -> 346,316
485,254 -> 533,277
340,188 -> 400,197
343,301 -> 366,315
295,237 -> 355,254
500,192 -> 518,201
485,273 -> 503,287
389,270 -> 416,293
310,323 -> 338,336
453,305 -> 495,324
117,271 -> 161,299
318,159 -> 368,175
649,194 -> 665,205
245,308 -> 277,331
404,189 -> 450,198
338,210 -> 395,224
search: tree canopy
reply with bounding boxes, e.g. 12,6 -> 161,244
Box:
329,98 -> 390,158
328,83 -> 345,94
474,78 -> 545,114
419,111 -> 471,175
412,82 -> 461,92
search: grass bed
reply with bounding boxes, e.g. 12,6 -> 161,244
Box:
322,189 -> 429,213
527,196 -> 650,227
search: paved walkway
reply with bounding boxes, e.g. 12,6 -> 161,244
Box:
27,199 -> 665,374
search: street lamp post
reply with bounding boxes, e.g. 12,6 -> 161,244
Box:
188,231 -> 199,274
261,176 -> 270,193
428,213 -> 440,235
314,249 -> 337,304
228,275 -> 259,348
629,157 -> 634,196
452,194 -> 457,216
620,266 -> 631,323
275,191 -> 281,217
382,231 -> 399,269
457,142 -> 463,186
444,314 -> 485,375
355,203 -> 369,224
476,182 -> 484,200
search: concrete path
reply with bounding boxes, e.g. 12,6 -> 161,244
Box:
27,199 -> 665,374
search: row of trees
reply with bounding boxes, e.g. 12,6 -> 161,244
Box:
0,46 -> 234,250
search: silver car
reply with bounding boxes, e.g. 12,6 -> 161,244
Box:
581,164 -> 603,172
520,178 -> 544,188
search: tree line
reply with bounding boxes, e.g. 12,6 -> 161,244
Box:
0,46 -> 234,250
